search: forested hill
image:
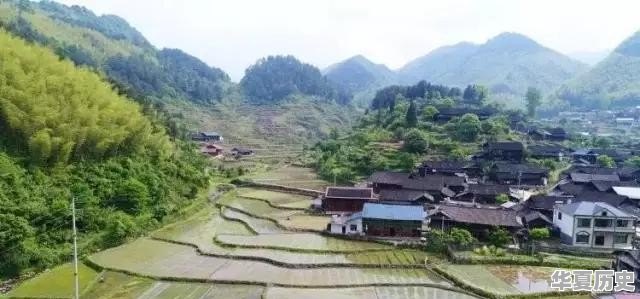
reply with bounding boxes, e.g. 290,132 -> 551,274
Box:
556,29 -> 640,108
240,55 -> 351,105
397,33 -> 587,98
323,55 -> 396,95
0,30 -> 210,277
0,0 -> 231,105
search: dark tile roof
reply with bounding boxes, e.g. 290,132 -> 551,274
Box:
547,127 -> 567,135
523,211 -> 553,224
591,180 -> 640,192
570,173 -> 620,183
494,163 -> 548,174
568,166 -> 618,175
466,184 -> 511,196
486,141 -> 524,151
378,189 -> 434,202
526,195 -> 575,211
618,167 -> 640,178
557,183 -> 586,195
528,144 -> 567,156
369,172 -> 466,191
421,160 -> 466,170
430,205 -> 523,227
576,191 -> 630,206
325,187 -> 373,198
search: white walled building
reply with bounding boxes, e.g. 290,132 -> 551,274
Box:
328,213 -> 363,235
553,201 -> 636,250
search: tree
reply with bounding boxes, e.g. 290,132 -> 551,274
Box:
403,129 -> 428,153
530,228 -> 550,240
449,228 -> 476,247
421,106 -> 439,122
454,113 -> 481,142
625,156 -> 640,168
495,193 -> 509,204
525,87 -> 542,118
488,227 -> 511,247
107,178 -> 150,214
597,155 -> 616,168
405,100 -> 418,127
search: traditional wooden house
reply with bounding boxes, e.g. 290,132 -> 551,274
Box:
434,107 -> 496,122
322,187 -> 375,214
377,189 -> 435,205
491,163 -> 549,186
570,173 -> 620,184
428,204 -> 524,239
455,183 -> 511,203
618,167 -> 640,181
547,128 -> 568,141
528,144 -> 569,161
361,203 -> 425,238
476,141 -> 525,162
231,147 -> 254,156
368,171 -> 466,200
419,160 -> 465,176
199,143 -> 223,156
191,131 -> 223,142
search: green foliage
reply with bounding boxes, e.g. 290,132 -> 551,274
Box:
487,227 -> 511,248
240,55 -> 350,105
405,100 -> 418,127
495,194 -> 509,204
525,87 -> 542,118
462,84 -> 487,104
473,245 -> 506,257
597,155 -> 616,168
0,31 -> 168,165
449,228 -> 476,247
530,228 -> 550,240
403,129 -> 428,153
625,156 -> 640,168
421,105 -> 438,121
452,113 -> 481,142
0,31 -> 211,277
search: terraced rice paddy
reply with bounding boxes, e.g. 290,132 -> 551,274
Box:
247,165 -> 330,191
265,286 -> 481,299
7,263 -> 99,298
89,239 -> 449,287
220,196 -> 300,219
216,233 -> 392,252
439,264 -> 562,295
135,282 -> 263,299
237,187 -> 312,209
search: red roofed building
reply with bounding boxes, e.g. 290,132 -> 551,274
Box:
200,143 -> 223,157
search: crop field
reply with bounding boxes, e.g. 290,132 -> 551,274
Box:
278,214 -> 330,231
265,286 -> 480,299
439,264 -> 561,295
81,271 -> 154,299
89,239 -> 449,287
219,197 -> 300,219
215,233 -> 392,252
135,282 -> 263,299
236,187 -> 312,209
7,263 -> 99,298
221,208 -> 283,234
248,165 -> 330,191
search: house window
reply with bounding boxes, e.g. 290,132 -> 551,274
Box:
575,232 -> 590,244
350,224 -> 357,231
594,219 -> 612,228
615,233 -> 629,244
577,218 -> 591,228
557,212 -> 562,220
616,220 -> 629,228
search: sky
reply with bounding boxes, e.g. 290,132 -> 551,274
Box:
57,0 -> 640,81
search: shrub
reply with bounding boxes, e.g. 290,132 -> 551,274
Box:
530,228 -> 550,240
488,227 -> 511,248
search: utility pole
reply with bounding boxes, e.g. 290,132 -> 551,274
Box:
71,197 -> 79,299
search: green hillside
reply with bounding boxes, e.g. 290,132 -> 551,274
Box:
0,29 -> 210,277
0,0 -> 354,146
324,55 -> 396,94
556,30 -> 640,108
398,33 -> 587,101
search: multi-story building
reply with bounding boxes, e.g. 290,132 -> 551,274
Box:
553,201 -> 636,250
